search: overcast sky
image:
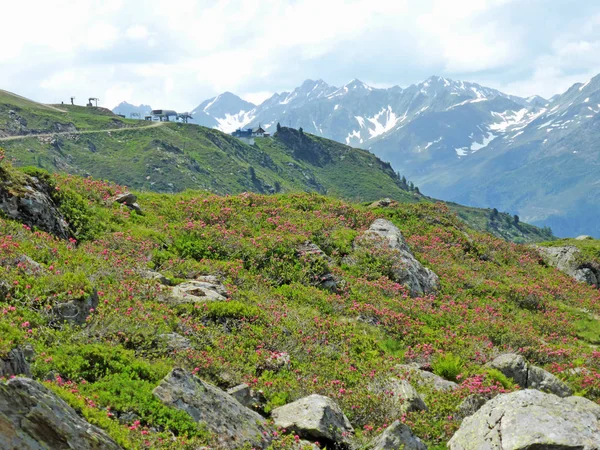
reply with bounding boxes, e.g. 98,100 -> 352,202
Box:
2,0 -> 599,110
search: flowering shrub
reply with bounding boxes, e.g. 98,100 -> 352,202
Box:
1,167 -> 600,447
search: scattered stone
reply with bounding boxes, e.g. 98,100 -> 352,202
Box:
163,280 -> 227,304
0,377 -> 122,449
271,394 -> 353,445
487,353 -> 573,397
157,333 -> 192,352
14,255 -> 47,276
153,368 -> 271,449
370,378 -> 428,415
225,383 -> 266,412
296,241 -> 342,291
51,289 -> 99,326
455,394 -> 488,420
358,219 -> 439,296
0,347 -> 32,378
114,192 -> 137,206
576,235 -> 594,240
448,389 -> 600,449
369,420 -> 427,450
258,351 -> 291,374
138,269 -> 171,285
396,364 -> 458,392
368,198 -> 399,209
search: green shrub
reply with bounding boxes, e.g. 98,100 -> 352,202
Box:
206,301 -> 260,321
485,368 -> 515,389
432,353 -> 463,382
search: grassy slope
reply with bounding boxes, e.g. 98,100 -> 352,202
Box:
1,161 -> 600,448
0,90 -> 147,134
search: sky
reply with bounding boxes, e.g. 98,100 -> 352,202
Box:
2,0 -> 600,111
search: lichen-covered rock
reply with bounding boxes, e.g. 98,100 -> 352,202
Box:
448,389 -> 600,449
396,364 -> 458,392
51,289 -> 99,326
0,347 -> 32,377
370,377 -> 428,415
0,377 -> 121,449
0,174 -> 70,239
162,280 -> 227,304
153,368 -> 271,449
358,219 -> 439,296
370,420 -> 427,450
487,353 -> 572,397
271,394 -> 353,444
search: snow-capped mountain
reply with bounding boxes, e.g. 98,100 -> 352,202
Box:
115,73 -> 600,236
112,102 -> 152,118
189,92 -> 256,132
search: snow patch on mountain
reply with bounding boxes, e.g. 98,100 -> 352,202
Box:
215,110 -> 256,133
367,106 -> 399,138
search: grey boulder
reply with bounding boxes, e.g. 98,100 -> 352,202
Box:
396,364 -> 458,392
487,353 -> 572,397
271,394 -> 353,444
448,389 -> 600,450
358,219 -> 439,296
370,377 -> 428,416
153,368 -> 271,449
0,377 -> 121,449
536,245 -> 599,287
162,280 -> 227,304
370,420 -> 427,450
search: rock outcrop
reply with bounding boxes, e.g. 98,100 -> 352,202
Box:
51,289 -> 99,327
357,219 -> 439,296
455,394 -> 488,420
0,172 -> 70,239
153,368 -> 271,449
369,420 -> 427,450
487,353 -> 572,397
0,377 -> 122,449
271,394 -> 353,445
536,245 -> 599,287
448,389 -> 600,449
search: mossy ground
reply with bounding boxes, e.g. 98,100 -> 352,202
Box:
1,157 -> 599,448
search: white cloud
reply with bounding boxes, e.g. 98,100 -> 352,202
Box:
0,0 -> 599,110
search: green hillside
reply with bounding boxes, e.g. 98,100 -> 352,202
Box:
0,157 -> 598,448
0,90 -> 553,243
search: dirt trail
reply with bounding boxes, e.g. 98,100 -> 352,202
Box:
0,121 -> 165,142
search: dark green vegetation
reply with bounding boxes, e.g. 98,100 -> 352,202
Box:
447,202 -> 554,244
0,90 -> 553,244
1,154 -> 599,448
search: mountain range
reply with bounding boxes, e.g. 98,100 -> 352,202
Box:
115,75 -> 600,237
